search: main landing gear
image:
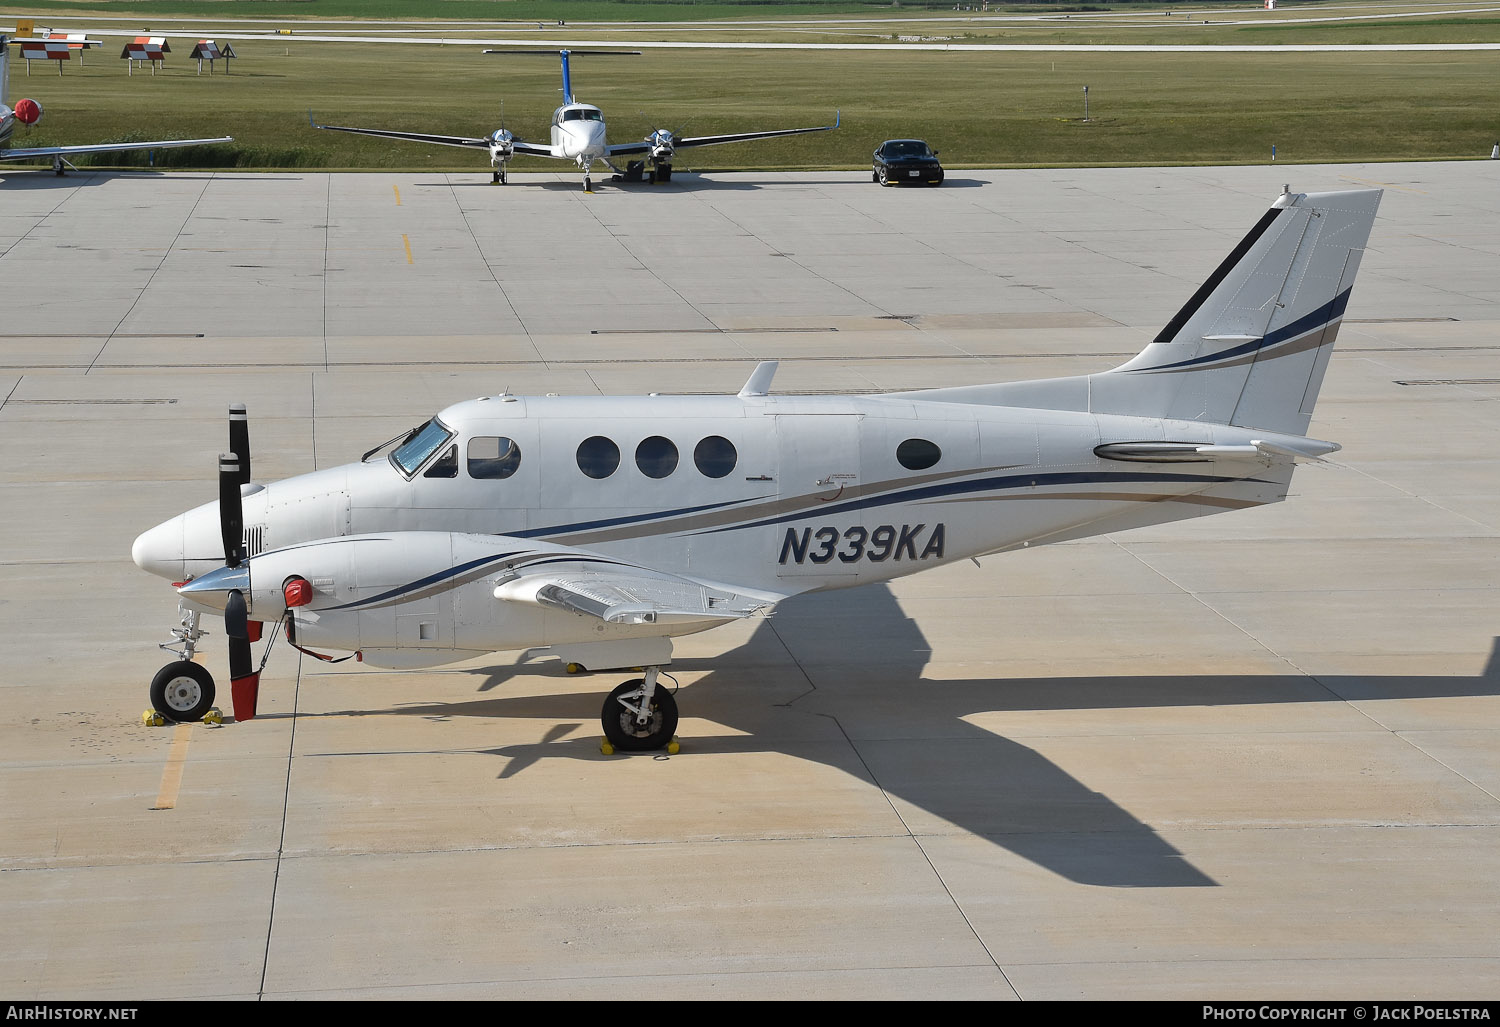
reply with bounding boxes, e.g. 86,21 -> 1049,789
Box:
600,666 -> 679,752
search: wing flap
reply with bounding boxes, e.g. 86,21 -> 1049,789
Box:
498,565 -> 776,625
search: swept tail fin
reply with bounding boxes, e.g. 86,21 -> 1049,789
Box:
901,188 -> 1382,435
1102,187 -> 1381,433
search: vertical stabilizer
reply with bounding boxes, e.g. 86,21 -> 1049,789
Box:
560,49 -> 574,105
897,188 -> 1382,436
1097,188 -> 1381,433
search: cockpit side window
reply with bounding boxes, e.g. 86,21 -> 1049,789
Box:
391,418 -> 456,477
469,436 -> 522,479
424,444 -> 458,479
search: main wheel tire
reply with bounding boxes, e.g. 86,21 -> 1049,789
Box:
601,678 -> 679,752
150,661 -> 216,723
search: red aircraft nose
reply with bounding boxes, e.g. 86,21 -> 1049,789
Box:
13,98 -> 42,126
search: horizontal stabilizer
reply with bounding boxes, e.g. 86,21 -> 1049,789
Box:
1096,435 -> 1340,463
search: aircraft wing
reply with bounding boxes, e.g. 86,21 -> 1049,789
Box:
605,115 -> 839,158
309,116 -> 557,157
494,562 -> 780,626
1,137 -> 233,162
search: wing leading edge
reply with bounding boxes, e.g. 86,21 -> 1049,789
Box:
606,113 -> 840,158
2,136 -> 233,162
308,114 -> 556,157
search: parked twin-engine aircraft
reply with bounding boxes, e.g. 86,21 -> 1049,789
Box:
310,48 -> 839,191
133,187 -> 1382,750
0,35 -> 231,176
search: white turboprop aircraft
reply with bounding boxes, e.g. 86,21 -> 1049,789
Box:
0,35 -> 231,176
310,48 -> 839,191
133,187 -> 1381,750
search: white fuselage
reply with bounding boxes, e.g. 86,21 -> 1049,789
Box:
549,104 -> 607,165
133,391 -> 1286,666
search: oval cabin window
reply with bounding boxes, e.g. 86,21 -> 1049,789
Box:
897,438 -> 941,471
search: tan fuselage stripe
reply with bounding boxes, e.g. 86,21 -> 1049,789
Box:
925,490 -> 1264,511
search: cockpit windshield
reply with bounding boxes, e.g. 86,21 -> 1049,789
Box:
562,108 -> 603,122
390,418 -> 455,477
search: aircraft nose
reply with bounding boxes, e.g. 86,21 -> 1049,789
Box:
132,515 -> 185,581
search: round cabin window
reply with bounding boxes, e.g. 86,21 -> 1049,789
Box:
577,436 -> 621,479
635,436 -> 679,479
693,436 -> 737,479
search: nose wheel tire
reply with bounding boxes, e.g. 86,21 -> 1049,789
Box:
150,661 -> 217,723
601,678 -> 678,752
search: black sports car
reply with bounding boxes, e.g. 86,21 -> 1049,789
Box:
872,139 -> 943,186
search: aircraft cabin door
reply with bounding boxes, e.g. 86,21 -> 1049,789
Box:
775,413 -> 864,583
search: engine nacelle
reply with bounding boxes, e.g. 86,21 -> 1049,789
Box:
647,129 -> 675,162
488,129 -> 515,161
13,98 -> 43,126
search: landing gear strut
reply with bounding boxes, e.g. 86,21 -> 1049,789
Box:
492,167 -> 507,185
150,605 -> 217,722
601,667 -> 678,751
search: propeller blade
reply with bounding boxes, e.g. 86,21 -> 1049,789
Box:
225,588 -> 261,721
228,404 -> 251,486
225,589 -> 253,679
219,454 -> 245,568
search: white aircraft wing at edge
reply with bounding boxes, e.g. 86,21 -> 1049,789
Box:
2,136 -> 234,162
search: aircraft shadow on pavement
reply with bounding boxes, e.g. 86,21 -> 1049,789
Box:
0,169 -> 115,188
298,583 -> 1500,890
